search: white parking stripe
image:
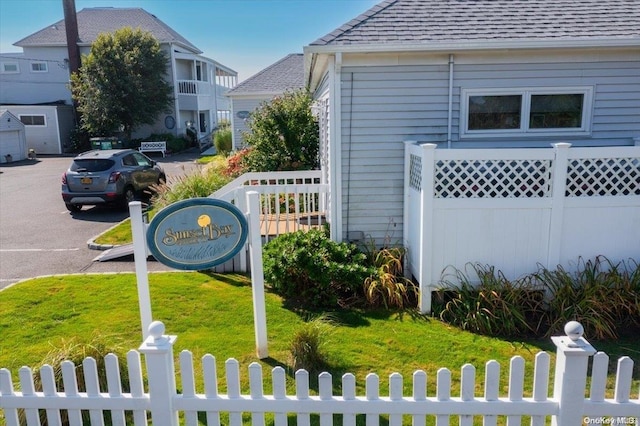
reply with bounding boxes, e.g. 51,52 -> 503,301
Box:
0,248 -> 80,252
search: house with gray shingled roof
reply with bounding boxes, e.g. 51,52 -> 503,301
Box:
226,54 -> 304,149
303,0 -> 640,311
0,7 -> 237,153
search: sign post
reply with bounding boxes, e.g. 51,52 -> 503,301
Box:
129,201 -> 153,339
246,191 -> 268,358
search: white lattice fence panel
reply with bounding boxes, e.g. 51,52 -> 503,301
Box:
434,159 -> 553,198
409,154 -> 422,191
566,157 -> 640,197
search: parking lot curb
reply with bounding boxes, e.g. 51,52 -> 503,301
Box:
87,238 -> 116,251
86,218 -> 129,251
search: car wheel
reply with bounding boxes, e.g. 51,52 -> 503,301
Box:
121,187 -> 136,210
65,203 -> 82,212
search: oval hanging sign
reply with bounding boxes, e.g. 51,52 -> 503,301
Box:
146,198 -> 248,270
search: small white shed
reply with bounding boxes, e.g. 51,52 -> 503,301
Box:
0,109 -> 27,163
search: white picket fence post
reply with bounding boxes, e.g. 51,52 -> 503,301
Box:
551,321 -> 597,426
138,321 -> 179,426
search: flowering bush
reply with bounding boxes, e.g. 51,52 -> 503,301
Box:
224,148 -> 252,178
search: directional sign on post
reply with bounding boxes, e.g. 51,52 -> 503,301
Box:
146,198 -> 248,270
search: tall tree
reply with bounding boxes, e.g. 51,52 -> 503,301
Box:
70,27 -> 173,140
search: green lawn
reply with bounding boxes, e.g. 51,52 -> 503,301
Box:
1,272 -> 638,410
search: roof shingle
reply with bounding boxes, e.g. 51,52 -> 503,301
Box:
311,0 -> 640,46
14,7 -> 200,53
227,54 -> 304,95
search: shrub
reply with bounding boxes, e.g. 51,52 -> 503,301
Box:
243,89 -> 319,172
166,135 -> 189,153
214,127 -> 232,156
262,228 -> 372,310
224,148 -> 252,177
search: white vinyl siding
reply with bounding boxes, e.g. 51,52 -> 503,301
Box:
337,57 -> 640,244
230,97 -> 271,149
339,65 -> 450,244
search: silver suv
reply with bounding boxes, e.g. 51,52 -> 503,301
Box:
61,149 -> 165,212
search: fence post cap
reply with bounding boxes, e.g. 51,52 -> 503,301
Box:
552,142 -> 572,149
139,320 -> 177,351
149,320 -> 166,339
564,321 -> 583,341
551,321 -> 596,354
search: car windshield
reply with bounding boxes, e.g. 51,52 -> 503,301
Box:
70,159 -> 115,172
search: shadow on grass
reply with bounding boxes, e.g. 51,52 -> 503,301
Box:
280,299 -> 432,329
201,271 -> 251,287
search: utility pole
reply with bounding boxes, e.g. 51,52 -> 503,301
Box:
62,0 -> 82,136
62,0 -> 81,75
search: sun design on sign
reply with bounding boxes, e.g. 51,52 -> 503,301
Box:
197,214 -> 211,227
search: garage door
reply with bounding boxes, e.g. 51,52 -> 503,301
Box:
0,130 -> 25,162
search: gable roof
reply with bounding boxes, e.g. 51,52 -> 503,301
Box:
0,109 -> 24,130
311,0 -> 640,47
14,7 -> 201,53
227,54 -> 304,96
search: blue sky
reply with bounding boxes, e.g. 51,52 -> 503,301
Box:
0,0 -> 379,82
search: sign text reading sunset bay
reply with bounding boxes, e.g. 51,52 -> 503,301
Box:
147,198 -> 248,270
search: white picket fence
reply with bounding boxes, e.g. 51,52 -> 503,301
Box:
1,322 -> 638,426
403,142 -> 640,313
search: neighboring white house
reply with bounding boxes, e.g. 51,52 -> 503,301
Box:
226,53 -> 304,149
302,0 -> 640,310
0,7 -> 237,151
0,109 -> 27,162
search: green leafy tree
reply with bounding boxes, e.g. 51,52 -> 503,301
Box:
243,90 -> 319,171
70,27 -> 173,140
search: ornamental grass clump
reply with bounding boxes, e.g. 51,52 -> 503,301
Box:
536,256 -> 640,339
289,315 -> 335,374
150,164 -> 231,209
434,256 -> 640,339
19,334 -> 130,425
213,127 -> 232,156
364,246 -> 418,309
435,263 -> 545,337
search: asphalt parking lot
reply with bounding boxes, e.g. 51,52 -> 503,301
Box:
0,150 -> 203,290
